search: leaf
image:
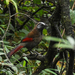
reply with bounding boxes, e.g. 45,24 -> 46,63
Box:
4,41 -> 9,44
0,25 -> 6,28
70,9 -> 75,24
0,48 -> 3,51
9,24 -> 15,32
0,40 -> 3,42
2,62 -> 13,66
45,69 -> 57,75
7,71 -> 13,75
12,66 -> 18,73
54,43 -> 73,49
43,36 -> 68,44
6,0 -> 9,5
0,56 -> 2,61
11,0 -> 18,13
16,18 -> 23,25
41,70 -> 47,75
20,29 -> 29,35
0,52 -> 5,55
51,6 -> 56,10
43,29 -> 47,35
23,57 -> 29,62
5,45 -> 14,48
33,0 -> 41,4
38,9 -> 44,16
4,59 -> 9,62
67,36 -> 75,46
23,60 -> 26,67
4,46 -> 9,53
0,27 -> 4,34
19,71 -> 25,75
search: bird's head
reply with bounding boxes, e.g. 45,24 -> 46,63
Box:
37,22 -> 47,31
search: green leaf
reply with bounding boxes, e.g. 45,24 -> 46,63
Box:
0,56 -> 2,61
9,24 -> 15,32
12,66 -> 18,73
67,36 -> 75,46
70,9 -> 75,24
33,0 -> 41,4
23,57 -> 29,62
36,60 -> 40,64
0,25 -> 6,28
16,18 -> 23,25
6,0 -> 9,5
19,71 -> 25,75
23,60 -> 26,67
73,73 -> 75,75
0,27 -> 4,34
24,1 -> 31,6
4,41 -> 9,44
45,69 -> 57,75
0,52 -> 5,55
38,9 -> 43,16
20,29 -> 29,35
43,29 -> 47,35
1,62 -> 13,66
4,46 -> 9,53
51,6 -> 56,10
11,0 -> 18,13
54,43 -> 73,49
7,71 -> 13,75
43,36 -> 68,44
0,48 -> 3,51
0,40 -> 3,42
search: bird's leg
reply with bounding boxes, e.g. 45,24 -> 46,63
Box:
31,50 -> 38,57
32,50 -> 38,54
28,49 -> 38,57
28,49 -> 33,55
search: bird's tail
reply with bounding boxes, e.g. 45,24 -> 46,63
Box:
7,45 -> 23,58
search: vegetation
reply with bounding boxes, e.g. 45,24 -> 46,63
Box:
0,0 -> 75,75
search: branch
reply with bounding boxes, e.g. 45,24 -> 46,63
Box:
10,13 -> 36,23
14,52 -> 45,65
59,0 -> 74,75
2,5 -> 11,63
18,5 -> 50,30
32,3 -> 62,74
23,53 -> 45,61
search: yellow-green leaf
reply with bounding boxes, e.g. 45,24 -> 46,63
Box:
6,0 -> 9,5
11,0 -> 18,13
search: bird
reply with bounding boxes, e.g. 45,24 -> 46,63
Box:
7,22 -> 47,58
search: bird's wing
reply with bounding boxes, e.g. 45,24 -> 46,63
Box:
21,28 -> 41,42
22,37 -> 33,42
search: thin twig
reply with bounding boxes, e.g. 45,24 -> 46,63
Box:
71,1 -> 75,10
2,5 -> 11,63
14,53 -> 45,65
60,53 -> 65,75
10,13 -> 37,23
57,28 -> 65,49
2,18 -> 11,39
19,5 -> 50,30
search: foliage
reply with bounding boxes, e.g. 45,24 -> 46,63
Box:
6,0 -> 18,13
44,36 -> 75,50
0,0 -> 50,74
0,0 -> 75,75
70,9 -> 75,24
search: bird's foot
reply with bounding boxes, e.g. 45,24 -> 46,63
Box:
29,51 -> 38,57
